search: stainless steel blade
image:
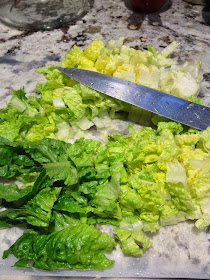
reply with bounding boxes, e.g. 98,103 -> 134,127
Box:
57,67 -> 210,130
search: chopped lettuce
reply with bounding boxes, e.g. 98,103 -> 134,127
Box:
114,228 -> 152,256
0,38 -> 209,272
197,127 -> 210,152
0,38 -> 204,143
0,118 -> 209,270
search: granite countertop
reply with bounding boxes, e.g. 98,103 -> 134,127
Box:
0,0 -> 210,279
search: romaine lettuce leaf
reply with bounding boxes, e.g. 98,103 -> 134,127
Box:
0,187 -> 61,227
44,161 -> 78,186
54,191 -> 93,214
114,227 -> 152,256
197,127 -> 210,153
90,174 -> 122,218
3,224 -> 116,271
0,182 -> 33,202
166,182 -> 196,212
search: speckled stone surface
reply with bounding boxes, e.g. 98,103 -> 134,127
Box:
0,0 -> 210,279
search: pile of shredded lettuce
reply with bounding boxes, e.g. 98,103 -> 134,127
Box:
0,38 -> 209,271
0,123 -> 210,270
0,38 -> 204,142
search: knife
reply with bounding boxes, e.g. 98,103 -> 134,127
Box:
57,67 -> 210,130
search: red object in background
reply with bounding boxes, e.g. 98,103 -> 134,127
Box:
129,0 -> 168,12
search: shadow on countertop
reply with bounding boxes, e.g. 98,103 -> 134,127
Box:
202,2 -> 210,25
124,0 -> 210,28
182,0 -> 210,26
123,0 -> 172,30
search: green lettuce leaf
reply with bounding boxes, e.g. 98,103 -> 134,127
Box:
1,170 -> 54,207
114,228 -> 152,256
166,160 -> 188,186
3,224 -> 116,271
54,191 -> 93,214
90,174 -> 122,219
166,182 -> 196,212
20,138 -> 70,163
44,161 -> 78,186
195,197 -> 210,230
52,210 -> 120,232
52,211 -> 81,231
0,137 -> 42,177
0,187 -> 61,227
197,127 -> 210,153
0,220 -> 21,229
0,183 -> 33,202
9,88 -> 40,117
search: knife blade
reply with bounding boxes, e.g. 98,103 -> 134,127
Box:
57,67 -> 210,130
